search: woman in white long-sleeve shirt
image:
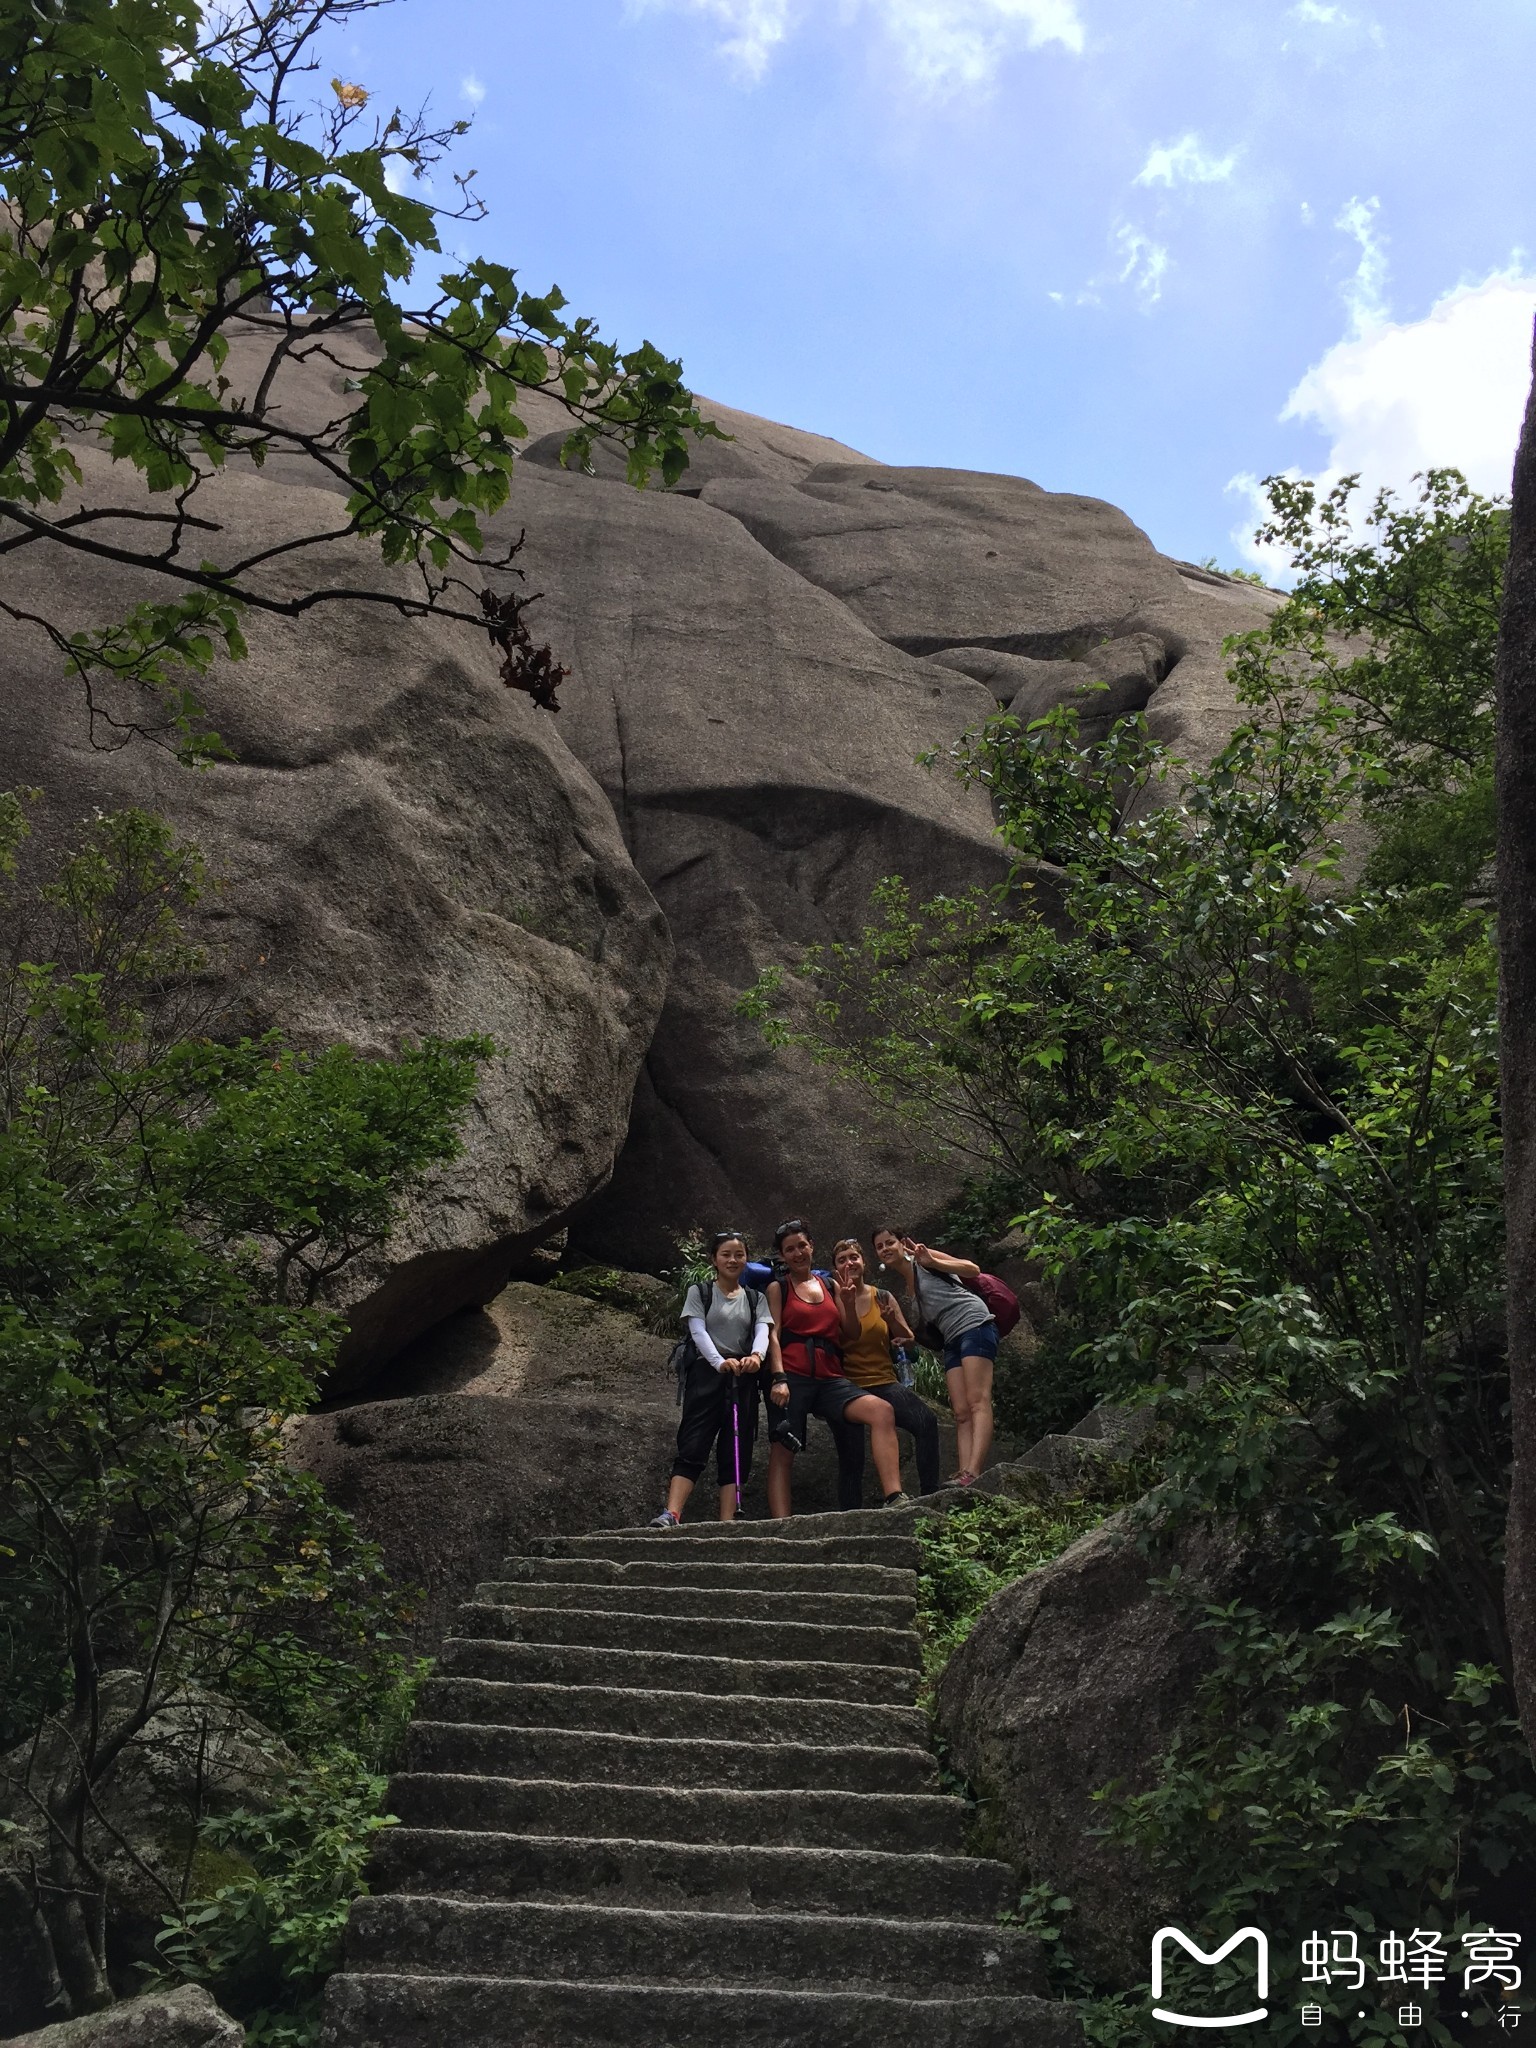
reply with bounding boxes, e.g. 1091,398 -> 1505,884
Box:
650,1231 -> 784,1527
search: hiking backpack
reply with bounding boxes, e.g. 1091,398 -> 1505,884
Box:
967,1271 -> 1021,1338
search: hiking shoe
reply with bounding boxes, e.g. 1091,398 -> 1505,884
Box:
648,1508 -> 681,1530
883,1490 -> 912,1509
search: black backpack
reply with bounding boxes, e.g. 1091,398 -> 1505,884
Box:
669,1280 -> 767,1404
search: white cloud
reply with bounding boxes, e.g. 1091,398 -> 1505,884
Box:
1077,222 -> 1169,308
877,0 -> 1086,82
1113,224 -> 1169,305
1335,193 -> 1388,334
1283,1 -> 1385,51
1134,133 -> 1238,189
461,74 -> 487,105
633,0 -> 1085,85
1228,217 -> 1536,575
635,0 -> 790,77
1284,266 -> 1536,495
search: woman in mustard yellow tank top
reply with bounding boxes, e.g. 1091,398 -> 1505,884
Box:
830,1238 -> 942,1503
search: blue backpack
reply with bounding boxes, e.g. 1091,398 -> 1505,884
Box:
744,1258 -> 834,1291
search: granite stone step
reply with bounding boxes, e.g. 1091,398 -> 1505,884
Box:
493,1555 -> 919,1598
415,1678 -> 929,1746
344,1897 -> 1047,1999
437,1636 -> 919,1704
616,1507 -> 941,1540
475,1576 -> 917,1627
321,1973 -> 1083,2048
384,1774 -> 970,1854
531,1532 -> 920,1569
449,1601 -> 922,1668
366,1830 -> 1017,1921
403,1722 -> 938,1793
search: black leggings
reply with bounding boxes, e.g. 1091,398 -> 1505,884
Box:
671,1359 -> 761,1486
834,1382 -> 942,1507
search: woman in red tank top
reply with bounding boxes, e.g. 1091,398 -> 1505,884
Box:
764,1218 -> 906,1518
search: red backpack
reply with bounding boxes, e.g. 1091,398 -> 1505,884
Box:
913,1261 -> 1024,1343
967,1272 -> 1021,1337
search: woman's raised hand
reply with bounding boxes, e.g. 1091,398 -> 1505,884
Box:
901,1236 -> 929,1265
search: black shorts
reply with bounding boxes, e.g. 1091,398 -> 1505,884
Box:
771,1374 -> 866,1453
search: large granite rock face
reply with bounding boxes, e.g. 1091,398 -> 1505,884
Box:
491,461 -> 1008,1267
6,327 -> 1278,1337
695,463 -> 1280,761
0,452 -> 669,1382
494,431 -> 1278,1268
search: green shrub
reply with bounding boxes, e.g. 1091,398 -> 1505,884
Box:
154,1734 -> 417,2046
916,1490 -> 1126,1682
992,1311 -> 1098,1447
0,799 -> 482,2020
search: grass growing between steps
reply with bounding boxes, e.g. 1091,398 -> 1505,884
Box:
914,1492 -> 1110,1687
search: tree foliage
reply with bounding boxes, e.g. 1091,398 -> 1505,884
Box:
0,796 -> 485,2021
744,472 -> 1530,2040
0,0 -> 717,748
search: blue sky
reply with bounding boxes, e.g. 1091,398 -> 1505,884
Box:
334,0 -> 1536,571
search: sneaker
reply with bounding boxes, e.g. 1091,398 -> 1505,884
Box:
947,1471 -> 977,1489
648,1508 -> 681,1529
883,1490 -> 912,1509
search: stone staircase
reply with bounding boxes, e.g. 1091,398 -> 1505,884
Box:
321,1509 -> 1081,2047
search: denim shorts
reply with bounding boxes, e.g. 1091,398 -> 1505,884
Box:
943,1320 -> 999,1372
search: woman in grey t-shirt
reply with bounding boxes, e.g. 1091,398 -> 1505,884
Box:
649,1230 -> 782,1527
872,1227 -> 998,1486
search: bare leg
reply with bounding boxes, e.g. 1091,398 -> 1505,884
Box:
718,1479 -> 738,1521
847,1395 -> 903,1497
767,1442 -> 795,1520
664,1474 -> 696,1518
960,1354 -> 995,1473
946,1367 -> 974,1476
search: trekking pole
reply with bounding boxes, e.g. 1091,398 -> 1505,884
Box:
732,1374 -> 744,1517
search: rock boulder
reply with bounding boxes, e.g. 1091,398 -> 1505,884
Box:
4,1985 -> 243,2048
7,334 -> 1283,1338
493,439 -> 1279,1268
0,452 -> 669,1384
491,461 -> 1010,1268
933,1515 -> 1241,1984
0,1683 -> 287,2032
